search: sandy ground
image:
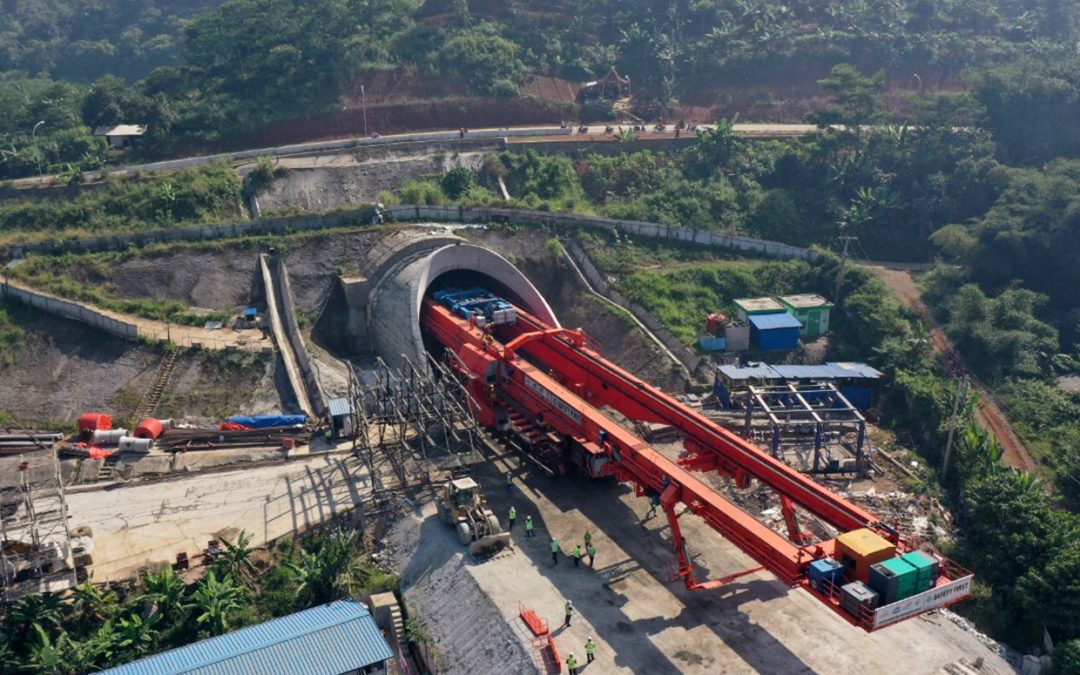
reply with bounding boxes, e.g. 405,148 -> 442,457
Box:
66,452 -> 371,581
402,450 -> 1015,675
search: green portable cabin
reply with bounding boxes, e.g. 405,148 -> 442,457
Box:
732,297 -> 786,322
777,294 -> 833,337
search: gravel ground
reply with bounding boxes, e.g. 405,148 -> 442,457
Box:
384,503 -> 537,675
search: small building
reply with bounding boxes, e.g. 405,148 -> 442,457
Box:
777,294 -> 833,337
580,67 -> 631,100
749,312 -> 802,351
328,396 -> 356,440
93,124 -> 147,148
103,599 -> 394,675
732,297 -> 786,322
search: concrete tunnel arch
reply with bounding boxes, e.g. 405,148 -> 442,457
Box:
368,239 -> 559,372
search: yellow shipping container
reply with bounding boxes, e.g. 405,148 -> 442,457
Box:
835,528 -> 895,584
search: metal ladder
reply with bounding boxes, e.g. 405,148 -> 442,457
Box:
133,349 -> 179,420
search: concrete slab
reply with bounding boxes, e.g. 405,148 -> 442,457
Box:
66,453 -> 371,581
456,453 -> 1014,675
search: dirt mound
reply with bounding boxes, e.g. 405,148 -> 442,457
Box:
0,304 -> 286,426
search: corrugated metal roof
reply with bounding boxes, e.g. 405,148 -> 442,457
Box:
103,599 -> 392,675
327,397 -> 352,418
93,124 -> 147,137
749,312 -> 802,330
718,361 -> 883,382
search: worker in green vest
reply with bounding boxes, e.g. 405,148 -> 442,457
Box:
586,542 -> 597,567
508,505 -> 516,530
572,544 -> 582,567
506,470 -> 513,494
550,537 -> 560,565
566,652 -> 578,675
525,515 -> 535,537
585,637 -> 596,663
583,529 -> 592,547
563,600 -> 573,627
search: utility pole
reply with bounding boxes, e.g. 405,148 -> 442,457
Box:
32,120 -> 45,180
941,375 -> 968,482
361,85 -> 368,138
834,235 -> 857,303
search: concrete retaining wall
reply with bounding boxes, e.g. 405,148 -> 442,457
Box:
259,255 -> 315,418
273,256 -> 328,417
385,205 -> 817,261
10,204 -> 813,264
1,281 -> 139,340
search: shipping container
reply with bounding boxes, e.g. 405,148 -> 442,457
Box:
835,528 -> 896,583
900,550 -> 940,592
840,581 -> 879,616
807,557 -> 845,593
869,558 -> 919,604
749,312 -> 802,351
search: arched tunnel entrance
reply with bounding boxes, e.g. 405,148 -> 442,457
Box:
367,238 -> 558,372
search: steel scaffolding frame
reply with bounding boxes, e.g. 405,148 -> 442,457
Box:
744,383 -> 867,474
352,354 -> 483,490
0,451 -> 78,600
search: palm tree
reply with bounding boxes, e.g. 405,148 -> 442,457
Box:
192,571 -> 245,636
8,593 -> 65,643
24,624 -> 74,675
215,531 -> 257,585
115,612 -> 160,659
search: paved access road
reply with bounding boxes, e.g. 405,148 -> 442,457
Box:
11,123 -> 829,189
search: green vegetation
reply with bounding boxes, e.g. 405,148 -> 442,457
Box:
0,527 -> 396,674
0,163 -> 242,245
8,257 -> 226,326
0,302 -> 26,366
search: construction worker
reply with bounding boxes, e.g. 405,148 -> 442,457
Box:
508,505 -> 517,530
550,537 -> 560,565
525,515 -> 535,537
586,542 -> 597,567
645,492 -> 660,520
506,471 -> 513,494
567,652 -> 578,675
564,600 -> 573,627
585,637 -> 596,663
572,544 -> 582,567
583,529 -> 592,547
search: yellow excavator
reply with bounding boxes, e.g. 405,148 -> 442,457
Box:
437,475 -> 511,557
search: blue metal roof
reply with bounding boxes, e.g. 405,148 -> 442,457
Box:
748,312 -> 802,330
327,397 -> 352,418
104,600 -> 393,675
717,362 -> 883,382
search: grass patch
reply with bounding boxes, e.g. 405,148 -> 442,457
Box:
0,301 -> 26,366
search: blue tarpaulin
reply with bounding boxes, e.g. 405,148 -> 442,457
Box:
227,414 -> 306,428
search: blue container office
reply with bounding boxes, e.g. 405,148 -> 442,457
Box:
749,312 -> 802,351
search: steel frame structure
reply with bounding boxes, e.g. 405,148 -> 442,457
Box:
744,383 -> 867,474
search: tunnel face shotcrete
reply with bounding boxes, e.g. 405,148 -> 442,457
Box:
365,237 -> 558,370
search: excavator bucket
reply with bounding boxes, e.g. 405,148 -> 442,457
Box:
468,532 -> 512,558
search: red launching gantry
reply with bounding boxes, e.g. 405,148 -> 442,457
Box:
422,288 -> 972,631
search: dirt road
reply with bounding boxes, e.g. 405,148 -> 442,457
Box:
866,265 -> 1036,472
3,277 -> 272,352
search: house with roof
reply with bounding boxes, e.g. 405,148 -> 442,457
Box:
93,124 -> 147,148
580,67 -> 631,99
103,599 -> 394,675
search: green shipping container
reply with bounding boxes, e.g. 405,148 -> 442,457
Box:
901,551 -> 940,592
880,558 -> 919,599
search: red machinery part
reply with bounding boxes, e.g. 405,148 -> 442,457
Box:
134,418 -> 165,440
78,412 -> 112,433
420,295 -> 973,630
